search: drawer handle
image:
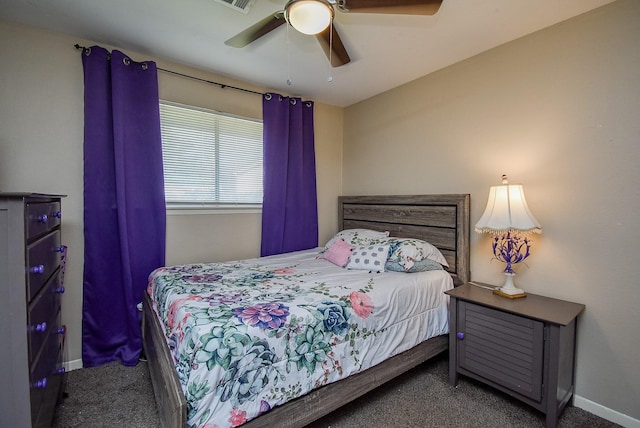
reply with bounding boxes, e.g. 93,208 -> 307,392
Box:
53,211 -> 62,219
37,214 -> 48,223
30,264 -> 45,274
32,378 -> 47,389
54,246 -> 66,252
54,286 -> 65,294
457,332 -> 465,340
55,367 -> 66,375
32,322 -> 47,333
55,326 -> 66,335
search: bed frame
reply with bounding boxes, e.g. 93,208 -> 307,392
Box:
142,194 -> 470,427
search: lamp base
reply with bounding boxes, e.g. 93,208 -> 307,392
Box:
496,272 -> 526,299
493,289 -> 527,299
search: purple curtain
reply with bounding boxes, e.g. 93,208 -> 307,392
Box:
81,46 -> 166,367
261,93 -> 318,256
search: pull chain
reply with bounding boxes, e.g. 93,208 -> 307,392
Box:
327,20 -> 334,83
286,22 -> 292,86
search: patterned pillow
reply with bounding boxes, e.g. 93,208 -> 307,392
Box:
324,229 -> 389,250
385,257 -> 445,273
385,238 -> 448,270
318,238 -> 354,267
346,244 -> 391,273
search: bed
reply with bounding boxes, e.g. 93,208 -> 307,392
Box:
142,194 -> 470,428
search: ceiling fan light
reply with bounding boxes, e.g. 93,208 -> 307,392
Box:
285,0 -> 333,35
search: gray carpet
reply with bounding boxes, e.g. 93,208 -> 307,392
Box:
52,352 -> 619,428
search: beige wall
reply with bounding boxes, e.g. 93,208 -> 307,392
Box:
344,0 -> 639,424
0,21 -> 343,371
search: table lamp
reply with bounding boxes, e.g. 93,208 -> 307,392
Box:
475,175 -> 542,297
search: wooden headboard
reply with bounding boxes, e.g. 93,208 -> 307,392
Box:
339,194 -> 470,285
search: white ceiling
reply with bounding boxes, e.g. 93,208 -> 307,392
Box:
0,0 -> 615,107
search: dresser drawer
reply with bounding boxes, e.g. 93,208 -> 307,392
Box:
28,271 -> 64,364
26,201 -> 61,241
33,366 -> 64,428
30,325 -> 64,428
26,230 -> 62,301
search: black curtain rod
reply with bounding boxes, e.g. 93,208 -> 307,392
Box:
157,68 -> 263,96
74,44 -> 264,97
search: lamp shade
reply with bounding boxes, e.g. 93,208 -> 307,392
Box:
475,176 -> 542,234
285,0 -> 333,35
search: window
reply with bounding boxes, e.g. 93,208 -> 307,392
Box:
159,101 -> 263,209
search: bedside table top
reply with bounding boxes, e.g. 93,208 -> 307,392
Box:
445,283 -> 585,326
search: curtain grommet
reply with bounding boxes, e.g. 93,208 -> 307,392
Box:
264,93 -> 272,101
123,57 -> 131,66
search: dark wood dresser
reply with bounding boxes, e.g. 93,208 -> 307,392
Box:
446,283 -> 585,428
1,193 -> 67,428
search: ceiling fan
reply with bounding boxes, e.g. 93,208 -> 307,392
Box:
225,0 -> 443,67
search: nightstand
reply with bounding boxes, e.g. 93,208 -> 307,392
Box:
445,283 -> 585,428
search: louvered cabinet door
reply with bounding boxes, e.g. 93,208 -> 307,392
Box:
458,301 -> 544,401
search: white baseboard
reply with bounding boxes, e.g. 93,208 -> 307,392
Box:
574,394 -> 640,428
64,358 -> 83,372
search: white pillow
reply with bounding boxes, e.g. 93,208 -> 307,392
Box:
324,229 -> 389,250
346,243 -> 391,273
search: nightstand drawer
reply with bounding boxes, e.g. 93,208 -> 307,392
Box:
458,301 -> 544,401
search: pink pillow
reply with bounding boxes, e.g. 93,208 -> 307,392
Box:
319,238 -> 354,267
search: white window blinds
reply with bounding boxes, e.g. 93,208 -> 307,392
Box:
159,101 -> 263,208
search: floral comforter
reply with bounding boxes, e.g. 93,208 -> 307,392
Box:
147,248 -> 453,428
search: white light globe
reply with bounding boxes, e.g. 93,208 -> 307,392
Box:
287,1 -> 332,35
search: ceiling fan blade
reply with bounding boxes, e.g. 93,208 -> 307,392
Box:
225,11 -> 286,48
316,24 -> 351,67
337,0 -> 442,15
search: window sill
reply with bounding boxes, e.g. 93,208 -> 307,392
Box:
166,204 -> 262,215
